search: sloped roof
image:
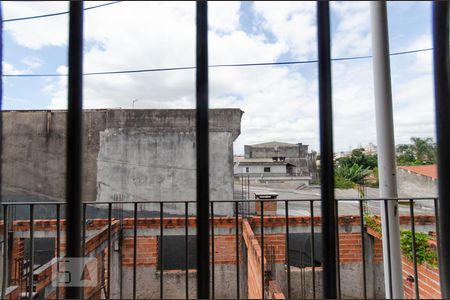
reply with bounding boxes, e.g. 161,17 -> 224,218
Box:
248,141 -> 298,148
398,165 -> 437,180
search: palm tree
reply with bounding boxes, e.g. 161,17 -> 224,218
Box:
335,164 -> 371,185
410,137 -> 436,163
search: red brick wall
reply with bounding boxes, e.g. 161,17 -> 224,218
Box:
121,234 -> 242,267
256,201 -> 277,215
242,220 -> 286,299
122,236 -> 158,266
402,257 -> 441,299
373,236 -> 384,263
4,285 -> 20,299
243,219 -> 265,299
338,233 -> 363,263
268,281 -> 285,299
367,230 -> 441,298
10,238 -> 24,284
253,232 -> 364,264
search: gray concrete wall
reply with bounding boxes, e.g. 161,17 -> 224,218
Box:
113,264 -> 241,299
2,109 -> 242,215
397,167 -> 437,198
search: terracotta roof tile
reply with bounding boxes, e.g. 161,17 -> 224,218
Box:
398,164 -> 437,180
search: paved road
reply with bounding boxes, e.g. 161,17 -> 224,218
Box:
234,184 -> 435,217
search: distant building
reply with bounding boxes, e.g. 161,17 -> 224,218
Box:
397,165 -> 437,198
234,158 -> 296,176
334,150 -> 352,160
363,143 -> 377,155
244,141 -> 316,177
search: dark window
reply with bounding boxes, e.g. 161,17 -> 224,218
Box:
158,235 -> 196,270
24,238 -> 55,269
246,167 -> 249,173
264,167 -> 271,172
288,233 -> 322,268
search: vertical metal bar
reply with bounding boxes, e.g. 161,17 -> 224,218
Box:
317,2 -> 337,298
82,203 -> 86,258
409,200 -> 419,299
433,2 -> 450,298
359,200 -> 367,299
384,200 -> 393,299
1,205 -> 8,299
210,202 -> 215,299
235,202 -> 240,299
261,203 -> 265,300
285,201 -> 291,299
29,204 -> 34,299
196,1 -> 210,299
310,200 -> 316,299
247,176 -> 250,200
66,2 -> 83,299
160,202 -> 164,299
133,202 -> 137,300
107,203 -> 112,299
335,201 -> 341,299
241,175 -> 244,201
81,203 -> 86,300
56,204 -> 61,300
0,5 -> 4,299
185,202 -> 189,300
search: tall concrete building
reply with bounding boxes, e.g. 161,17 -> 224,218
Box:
244,141 -> 316,177
2,109 -> 243,215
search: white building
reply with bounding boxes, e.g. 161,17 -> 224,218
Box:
234,158 -> 295,177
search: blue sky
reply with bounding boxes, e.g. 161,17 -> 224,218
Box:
2,1 -> 435,154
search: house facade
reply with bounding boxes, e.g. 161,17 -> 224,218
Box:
244,141 -> 317,178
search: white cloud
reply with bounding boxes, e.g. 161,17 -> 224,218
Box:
209,1 -> 241,33
3,1 -> 69,49
3,62 -> 28,75
3,1 -> 437,154
253,1 -> 317,59
331,1 -> 372,57
21,56 -> 43,69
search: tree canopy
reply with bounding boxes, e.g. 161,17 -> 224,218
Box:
337,148 -> 378,170
396,137 -> 436,166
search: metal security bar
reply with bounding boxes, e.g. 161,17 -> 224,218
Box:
65,2 -> 84,299
195,2 -> 210,299
317,2 -> 338,299
0,2 -> 448,300
432,1 -> 450,298
0,197 -> 440,299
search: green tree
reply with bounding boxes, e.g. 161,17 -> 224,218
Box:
337,148 -> 378,170
335,163 -> 372,185
396,137 -> 436,165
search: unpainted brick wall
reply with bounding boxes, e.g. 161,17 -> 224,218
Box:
402,256 -> 441,299
10,238 -> 24,284
242,220 -> 285,299
367,231 -> 441,299
243,219 -> 265,299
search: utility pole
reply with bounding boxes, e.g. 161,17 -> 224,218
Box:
132,99 -> 138,109
370,2 -> 404,298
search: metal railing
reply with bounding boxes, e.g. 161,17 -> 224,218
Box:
0,1 -> 448,299
0,197 -> 440,299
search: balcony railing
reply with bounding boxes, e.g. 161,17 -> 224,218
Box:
0,1 -> 449,299
0,197 -> 440,299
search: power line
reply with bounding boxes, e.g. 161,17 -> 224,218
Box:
3,1 -> 122,23
2,47 -> 433,78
